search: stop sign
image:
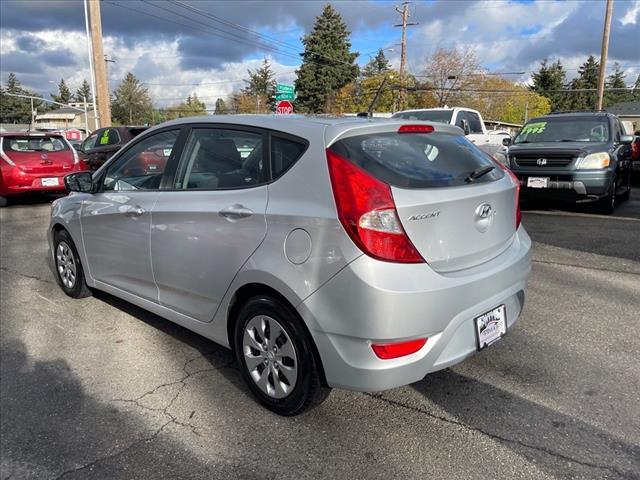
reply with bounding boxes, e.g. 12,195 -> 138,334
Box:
275,100 -> 293,114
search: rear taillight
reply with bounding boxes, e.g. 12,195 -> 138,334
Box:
494,159 -> 521,229
326,149 -> 424,263
372,338 -> 427,359
0,142 -> 16,166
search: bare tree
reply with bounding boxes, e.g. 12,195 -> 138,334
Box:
422,48 -> 480,107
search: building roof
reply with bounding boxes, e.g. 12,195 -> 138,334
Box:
606,101 -> 640,116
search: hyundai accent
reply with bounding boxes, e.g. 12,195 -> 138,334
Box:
49,116 -> 531,415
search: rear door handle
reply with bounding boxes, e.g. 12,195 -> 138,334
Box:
220,204 -> 253,220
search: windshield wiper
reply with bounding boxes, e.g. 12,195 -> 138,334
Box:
465,165 -> 495,183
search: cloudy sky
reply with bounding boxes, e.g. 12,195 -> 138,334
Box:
1,0 -> 638,108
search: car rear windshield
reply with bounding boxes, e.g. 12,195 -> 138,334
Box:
2,135 -> 69,152
514,117 -> 610,144
329,131 -> 502,188
392,110 -> 453,124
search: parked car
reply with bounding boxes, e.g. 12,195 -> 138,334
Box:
49,116 -> 531,415
0,132 -> 87,207
78,126 -> 147,170
392,107 -> 508,162
506,112 -> 634,213
632,130 -> 640,176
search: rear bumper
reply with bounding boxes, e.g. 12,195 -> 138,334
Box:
0,177 -> 67,196
512,169 -> 613,202
297,227 -> 532,392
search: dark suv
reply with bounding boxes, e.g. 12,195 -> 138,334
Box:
78,126 -> 147,170
506,112 -> 634,213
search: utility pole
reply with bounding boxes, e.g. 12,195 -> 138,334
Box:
394,2 -> 417,111
596,0 -> 614,110
88,0 -> 111,127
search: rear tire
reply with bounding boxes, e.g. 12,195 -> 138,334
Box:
233,295 -> 330,416
0,196 -> 7,208
53,229 -> 92,298
620,171 -> 631,202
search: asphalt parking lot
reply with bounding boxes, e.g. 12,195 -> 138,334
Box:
1,192 -> 639,480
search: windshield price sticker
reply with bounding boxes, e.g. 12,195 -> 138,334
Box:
521,121 -> 547,135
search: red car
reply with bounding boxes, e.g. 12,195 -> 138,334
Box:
0,132 -> 88,206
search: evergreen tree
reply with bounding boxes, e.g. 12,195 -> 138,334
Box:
244,58 -> 277,109
165,93 -> 207,120
530,59 -> 567,112
604,63 -> 628,107
0,73 -> 44,123
294,5 -> 359,113
566,55 -> 600,110
51,78 -> 72,106
74,79 -> 92,103
632,74 -> 640,101
214,98 -> 227,114
362,49 -> 390,78
111,72 -> 153,124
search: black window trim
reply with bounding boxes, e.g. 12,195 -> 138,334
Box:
94,125 -> 189,193
154,122 -> 310,193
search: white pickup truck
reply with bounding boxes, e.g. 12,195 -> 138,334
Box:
392,107 -> 509,162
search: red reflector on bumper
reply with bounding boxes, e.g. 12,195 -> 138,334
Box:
371,338 -> 427,359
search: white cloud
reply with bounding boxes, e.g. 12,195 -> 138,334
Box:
620,0 -> 639,25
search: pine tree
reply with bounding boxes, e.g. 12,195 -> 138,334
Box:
74,79 -> 92,103
111,72 -> 153,124
0,73 -> 44,123
244,58 -> 277,108
566,56 -> 600,110
294,5 -> 359,113
632,74 -> 640,101
530,59 -> 567,112
51,78 -> 72,106
214,98 -> 227,114
362,49 -> 390,78
604,63 -> 628,107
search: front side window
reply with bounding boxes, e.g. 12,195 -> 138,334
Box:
175,128 -> 264,190
81,132 -> 98,151
466,112 -> 483,134
103,129 -> 179,191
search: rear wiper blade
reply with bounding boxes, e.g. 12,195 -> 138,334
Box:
465,165 -> 495,183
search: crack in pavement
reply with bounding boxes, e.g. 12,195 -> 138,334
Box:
363,393 -> 633,479
53,351 -> 236,480
532,259 -> 640,276
0,267 -> 55,285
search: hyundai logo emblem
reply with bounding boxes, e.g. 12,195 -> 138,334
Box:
536,158 -> 547,166
474,203 -> 495,233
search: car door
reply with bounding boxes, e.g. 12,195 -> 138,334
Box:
81,128 -> 184,301
150,126 -> 268,321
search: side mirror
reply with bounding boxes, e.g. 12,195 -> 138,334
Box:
620,135 -> 633,145
461,119 -> 470,135
64,172 -> 93,193
502,137 -> 512,146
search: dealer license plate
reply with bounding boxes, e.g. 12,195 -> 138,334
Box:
41,177 -> 59,187
527,177 -> 548,188
475,305 -> 507,350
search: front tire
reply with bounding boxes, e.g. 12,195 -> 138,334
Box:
53,229 -> 91,298
598,181 -> 616,214
234,295 -> 329,416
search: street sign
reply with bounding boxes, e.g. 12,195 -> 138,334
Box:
275,92 -> 295,101
276,84 -> 294,94
275,100 -> 294,115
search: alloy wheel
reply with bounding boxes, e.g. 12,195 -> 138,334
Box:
56,241 -> 77,289
242,315 -> 298,399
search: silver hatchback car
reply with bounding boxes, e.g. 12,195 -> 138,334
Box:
49,116 -> 531,415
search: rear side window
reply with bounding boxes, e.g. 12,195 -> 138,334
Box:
2,136 -> 69,152
271,135 -> 307,179
329,132 -> 502,188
